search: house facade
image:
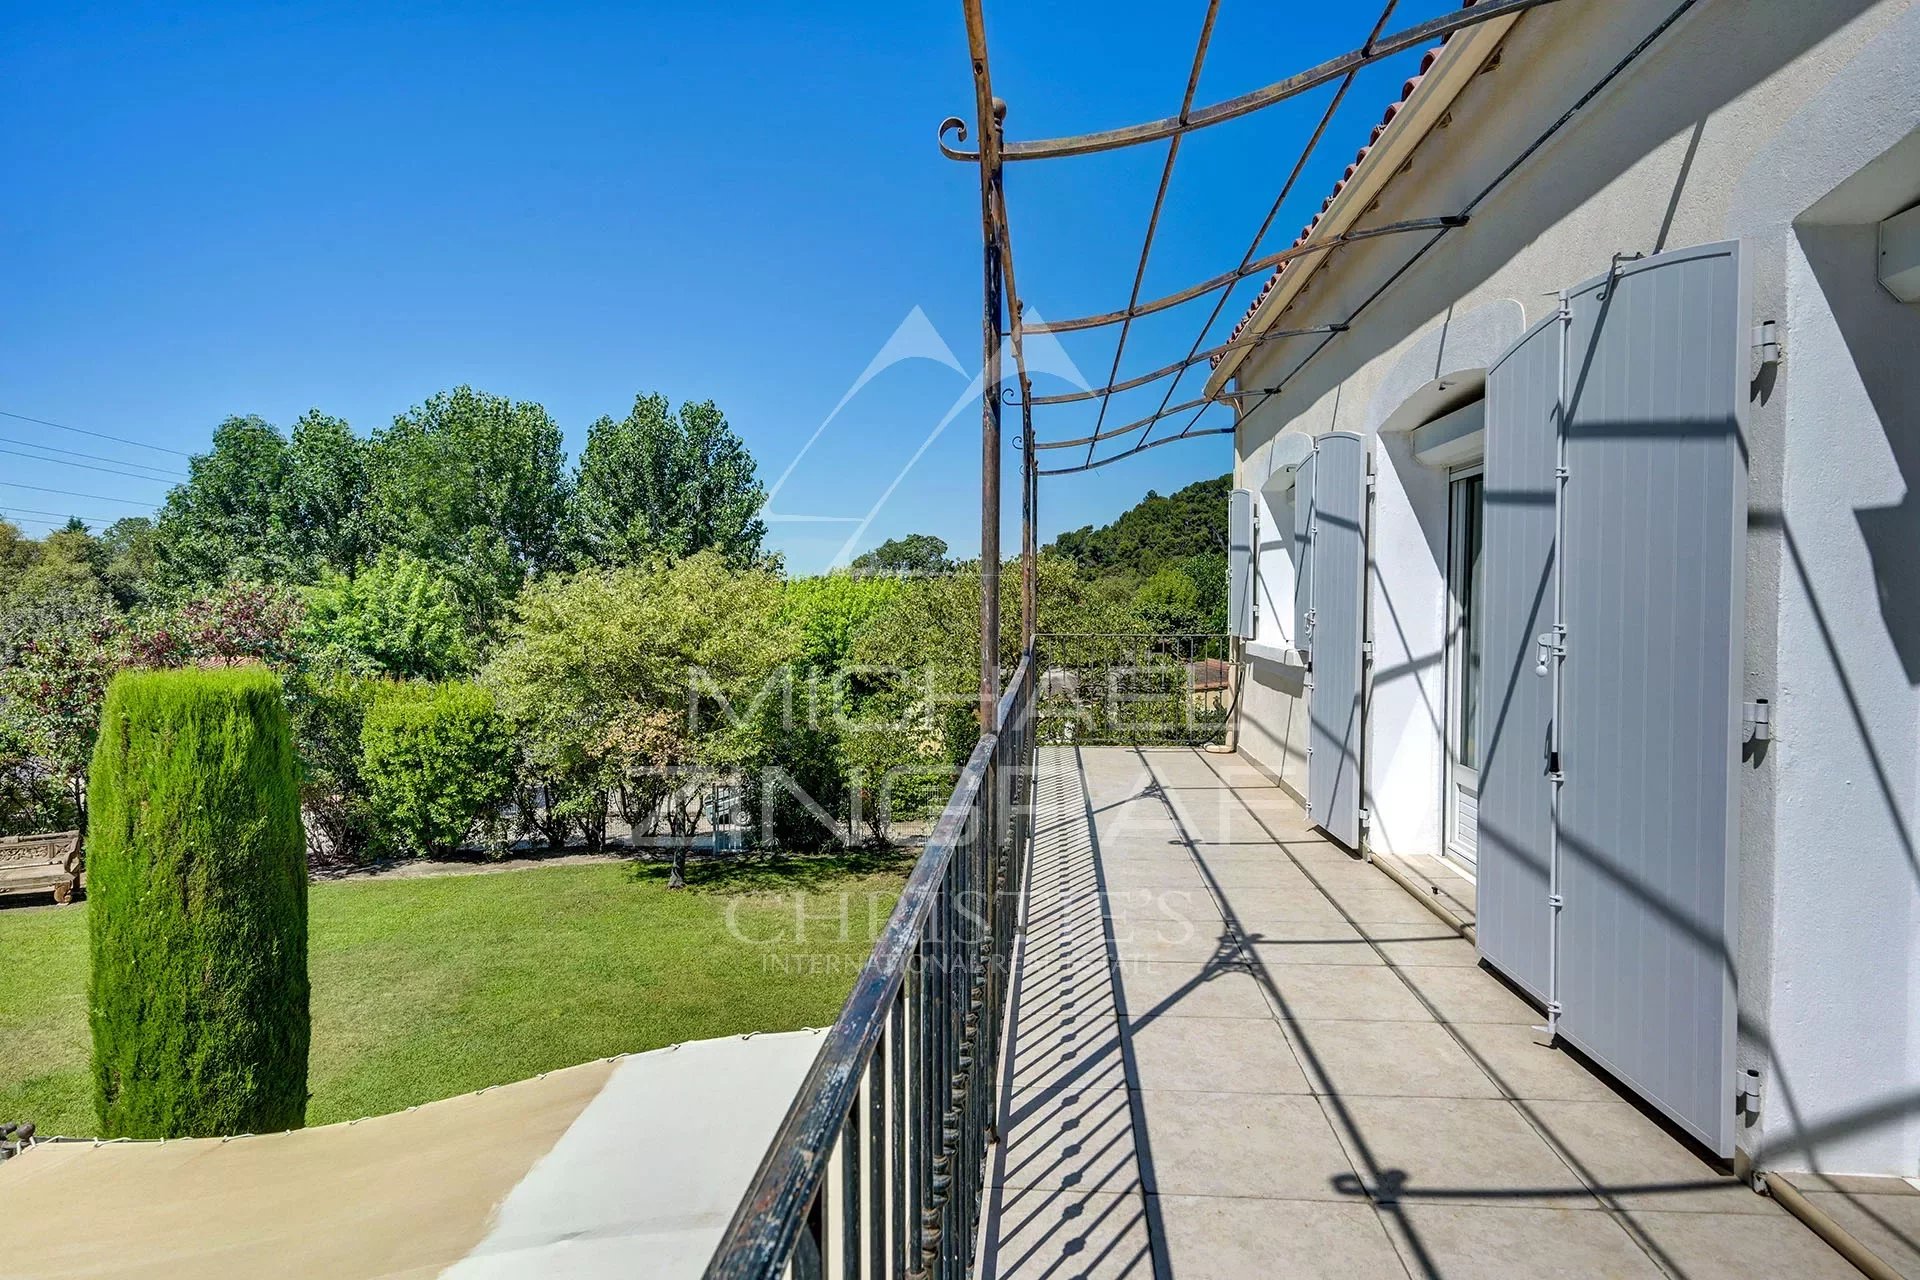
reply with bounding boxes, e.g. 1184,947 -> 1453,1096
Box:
1219,0 -> 1920,1178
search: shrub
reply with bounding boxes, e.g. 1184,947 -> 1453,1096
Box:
87,666 -> 309,1138
359,681 -> 515,857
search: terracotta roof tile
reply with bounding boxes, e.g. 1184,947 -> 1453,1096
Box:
1212,14 -> 1467,369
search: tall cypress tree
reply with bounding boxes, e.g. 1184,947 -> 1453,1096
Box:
87,666 -> 309,1138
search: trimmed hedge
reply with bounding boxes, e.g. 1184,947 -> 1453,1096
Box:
87,666 -> 309,1138
359,681 -> 514,857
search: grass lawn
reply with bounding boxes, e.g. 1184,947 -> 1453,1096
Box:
0,852 -> 909,1136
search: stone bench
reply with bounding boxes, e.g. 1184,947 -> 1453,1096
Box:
0,831 -> 83,904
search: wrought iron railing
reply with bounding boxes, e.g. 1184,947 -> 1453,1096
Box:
705,649 -> 1036,1280
1033,632 -> 1235,747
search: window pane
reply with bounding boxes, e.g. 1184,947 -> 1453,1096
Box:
1458,474 -> 1485,770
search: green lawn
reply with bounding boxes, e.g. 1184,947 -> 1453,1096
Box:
0,853 -> 909,1136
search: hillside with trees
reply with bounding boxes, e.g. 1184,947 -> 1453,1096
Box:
1046,473 -> 1231,634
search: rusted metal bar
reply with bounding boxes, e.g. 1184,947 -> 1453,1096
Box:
1020,393 -> 1036,649
962,0 -> 1005,732
1026,215 -> 1463,335
1023,323 -> 1345,406
1037,424 -> 1235,476
1032,395 -> 1212,451
937,0 -> 1568,162
1131,0 -> 1400,453
1084,0 -> 1223,469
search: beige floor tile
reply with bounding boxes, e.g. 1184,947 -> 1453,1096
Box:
1097,861 -> 1208,892
1787,1172 -> 1920,1197
1189,856 -> 1318,890
1241,920 -> 1383,966
1287,1020 -> 1502,1100
1800,1191 -> 1920,1276
1526,1101 -> 1764,1214
1256,963 -> 1435,1022
1321,886 -> 1457,924
980,1187 -> 1156,1279
1326,1096 -> 1597,1208
1356,920 -> 1481,966
1396,964 -> 1542,1025
1153,1194 -> 1406,1279
1215,882 -> 1349,924
1441,1022 -> 1622,1103
1113,959 -> 1274,1020
1622,1208 -> 1862,1279
1125,1013 -> 1311,1094
996,1083 -> 1142,1194
1380,1204 -> 1662,1278
1134,1090 -> 1356,1200
1101,887 -> 1218,929
1109,924 -> 1244,964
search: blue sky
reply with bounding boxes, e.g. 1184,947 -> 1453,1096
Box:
0,1 -> 1456,574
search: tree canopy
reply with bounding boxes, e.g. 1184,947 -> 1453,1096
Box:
572,394 -> 767,568
850,533 -> 951,577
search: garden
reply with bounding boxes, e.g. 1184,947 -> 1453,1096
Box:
0,385 -> 1230,1142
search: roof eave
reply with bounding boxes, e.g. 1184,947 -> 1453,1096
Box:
1204,12 -> 1519,402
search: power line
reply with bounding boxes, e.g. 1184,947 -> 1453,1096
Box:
0,480 -> 155,508
0,445 -> 175,485
0,435 -> 186,480
0,503 -> 127,526
0,408 -> 192,458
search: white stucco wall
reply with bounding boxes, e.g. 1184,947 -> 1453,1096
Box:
1227,0 -> 1920,1174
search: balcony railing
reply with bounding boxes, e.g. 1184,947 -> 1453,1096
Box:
1034,631 -> 1235,747
705,649 -> 1036,1280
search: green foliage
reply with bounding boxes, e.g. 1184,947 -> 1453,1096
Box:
1049,473 -> 1230,581
367,387 -> 571,625
572,393 -> 767,567
86,666 -> 308,1138
301,553 -> 474,680
484,553 -> 793,877
286,670 -> 388,864
850,533 -> 951,577
0,593 -> 126,832
783,573 -> 906,670
153,416 -> 296,591
282,411 -> 371,580
98,517 -> 161,610
1132,566 -> 1202,633
359,681 -> 515,858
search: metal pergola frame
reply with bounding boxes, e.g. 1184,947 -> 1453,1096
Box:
942,0 -> 1710,714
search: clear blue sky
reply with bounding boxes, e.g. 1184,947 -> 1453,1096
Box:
0,1 -> 1456,574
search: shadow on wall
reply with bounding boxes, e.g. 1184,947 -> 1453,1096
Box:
1798,223 -> 1920,683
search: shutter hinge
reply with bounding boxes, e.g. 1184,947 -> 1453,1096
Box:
1533,626 -> 1566,677
1547,893 -> 1564,909
1546,750 -> 1562,778
1737,1068 -> 1763,1116
1742,699 -> 1772,743
1752,321 -> 1782,367
1358,808 -> 1371,829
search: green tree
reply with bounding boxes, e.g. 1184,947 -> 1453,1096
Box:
1049,473 -> 1230,579
87,666 -> 308,1138
300,553 -> 474,680
484,553 -> 793,881
0,593 -> 125,832
1132,566 -> 1202,634
359,681 -> 515,858
153,415 -> 294,591
98,517 -> 162,609
571,394 -> 767,567
0,518 -> 39,600
14,519 -> 109,605
281,411 -> 371,579
850,533 -> 951,577
368,387 -> 571,624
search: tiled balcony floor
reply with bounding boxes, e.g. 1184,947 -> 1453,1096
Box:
977,746 -> 1857,1279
